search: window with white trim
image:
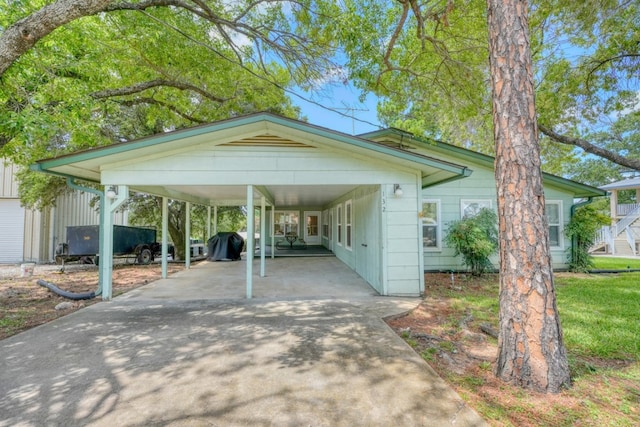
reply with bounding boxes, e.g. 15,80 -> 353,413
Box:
422,200 -> 441,250
322,209 -> 329,239
274,211 -> 299,236
461,199 -> 492,219
337,204 -> 343,246
545,201 -> 563,248
345,199 -> 353,250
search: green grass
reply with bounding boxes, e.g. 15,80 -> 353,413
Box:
421,271 -> 640,426
591,256 -> 640,270
555,272 -> 640,361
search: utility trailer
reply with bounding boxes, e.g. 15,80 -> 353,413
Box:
55,225 -> 161,265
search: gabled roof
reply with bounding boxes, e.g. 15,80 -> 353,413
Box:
33,113 -> 470,186
600,177 -> 640,191
31,113 -> 475,206
360,128 -> 606,198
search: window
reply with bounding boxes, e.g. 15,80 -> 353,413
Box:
345,200 -> 352,250
337,204 -> 343,246
422,200 -> 441,250
545,201 -> 563,248
461,199 -> 492,219
274,211 -> 299,236
322,209 -> 329,239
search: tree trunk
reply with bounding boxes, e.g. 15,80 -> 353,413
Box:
167,202 -> 186,261
486,0 -> 571,393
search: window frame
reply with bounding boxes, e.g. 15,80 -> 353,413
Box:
345,199 -> 353,251
336,204 -> 343,246
274,210 -> 299,237
422,199 -> 441,251
545,200 -> 564,249
460,199 -> 492,219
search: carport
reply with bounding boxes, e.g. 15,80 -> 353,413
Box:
32,113 -> 470,300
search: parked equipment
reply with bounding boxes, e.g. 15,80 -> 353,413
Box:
56,225 -> 161,265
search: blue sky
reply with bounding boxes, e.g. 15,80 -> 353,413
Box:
293,84 -> 383,136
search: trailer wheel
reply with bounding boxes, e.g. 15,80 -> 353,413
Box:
138,248 -> 153,265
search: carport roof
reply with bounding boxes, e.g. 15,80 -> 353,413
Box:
32,113 -> 472,206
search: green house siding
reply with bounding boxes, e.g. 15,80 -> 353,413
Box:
421,155 -> 576,271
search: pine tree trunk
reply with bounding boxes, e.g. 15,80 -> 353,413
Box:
486,0 -> 571,392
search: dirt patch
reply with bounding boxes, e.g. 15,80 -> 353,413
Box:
0,263 -> 184,340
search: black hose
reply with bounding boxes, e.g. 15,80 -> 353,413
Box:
37,279 -> 96,300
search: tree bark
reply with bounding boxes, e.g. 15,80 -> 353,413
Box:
0,0 -> 114,77
486,0 -> 571,393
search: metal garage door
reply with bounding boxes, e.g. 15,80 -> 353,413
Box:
0,199 -> 25,263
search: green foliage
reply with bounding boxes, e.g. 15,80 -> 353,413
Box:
565,204 -> 610,272
444,208 -> 498,276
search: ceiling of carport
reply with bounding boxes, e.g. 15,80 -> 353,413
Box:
134,184 -> 359,207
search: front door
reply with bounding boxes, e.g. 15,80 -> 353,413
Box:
355,191 -> 382,293
304,211 -> 321,245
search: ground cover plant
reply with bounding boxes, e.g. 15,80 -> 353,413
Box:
388,266 -> 640,426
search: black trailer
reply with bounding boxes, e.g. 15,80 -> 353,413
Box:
56,225 -> 161,265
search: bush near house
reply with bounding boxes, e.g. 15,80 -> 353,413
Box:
444,208 -> 498,276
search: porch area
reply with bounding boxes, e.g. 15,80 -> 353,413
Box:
593,178 -> 640,256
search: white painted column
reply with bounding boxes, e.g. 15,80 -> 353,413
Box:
207,206 -> 212,240
185,202 -> 191,269
213,206 -> 218,236
161,197 -> 168,279
100,185 -> 128,300
271,207 -> 275,259
100,195 -> 114,301
246,185 -> 254,299
260,196 -> 266,277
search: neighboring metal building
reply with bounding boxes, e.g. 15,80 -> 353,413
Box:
0,159 -> 127,264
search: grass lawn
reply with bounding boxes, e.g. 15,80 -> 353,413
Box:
591,256 -> 640,270
393,268 -> 640,426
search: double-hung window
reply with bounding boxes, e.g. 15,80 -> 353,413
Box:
545,201 -> 563,248
345,200 -> 352,250
337,204 -> 343,246
422,200 -> 441,250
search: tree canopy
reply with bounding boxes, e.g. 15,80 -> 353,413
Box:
331,0 -> 640,180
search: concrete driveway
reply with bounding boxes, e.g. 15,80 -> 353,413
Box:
1,259 -> 487,426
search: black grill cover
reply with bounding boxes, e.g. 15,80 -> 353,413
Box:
207,232 -> 244,261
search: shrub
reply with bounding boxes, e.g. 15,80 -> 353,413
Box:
444,208 -> 498,276
565,204 -> 610,272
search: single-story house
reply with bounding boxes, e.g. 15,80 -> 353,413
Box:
31,113 -> 604,299
0,159 -> 127,264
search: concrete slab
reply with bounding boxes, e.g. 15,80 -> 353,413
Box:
120,257 -> 380,301
0,259 -> 488,427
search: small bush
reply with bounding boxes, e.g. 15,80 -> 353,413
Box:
565,204 -> 609,272
444,208 -> 498,276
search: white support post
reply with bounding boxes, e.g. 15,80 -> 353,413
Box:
162,197 -> 168,279
185,202 -> 191,269
213,206 -> 218,236
100,185 -> 128,300
260,196 -> 266,277
246,185 -> 254,299
271,207 -> 275,259
207,206 -> 212,241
